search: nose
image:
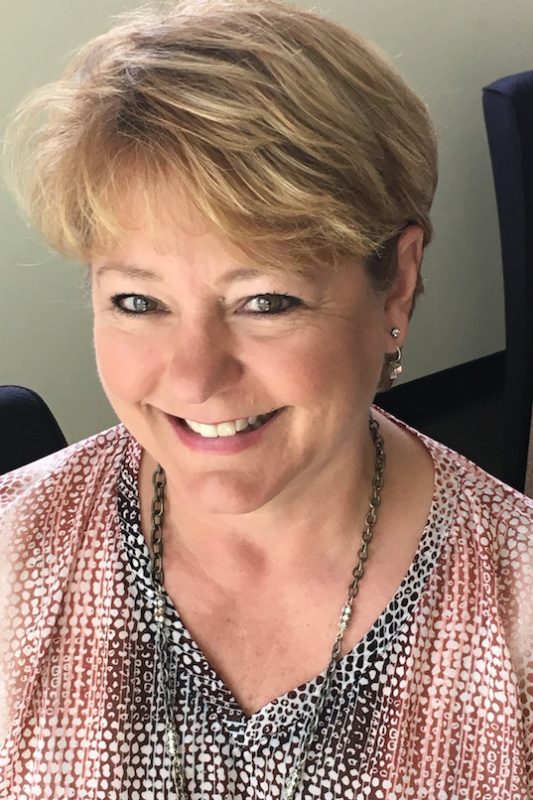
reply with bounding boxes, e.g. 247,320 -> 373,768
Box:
165,318 -> 244,406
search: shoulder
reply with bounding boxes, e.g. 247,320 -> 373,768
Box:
0,423 -> 130,512
0,422 -> 135,641
0,423 -> 134,566
375,405 -> 533,540
430,436 -> 532,549
375,407 -> 533,746
0,425 -> 137,743
379,407 -> 532,623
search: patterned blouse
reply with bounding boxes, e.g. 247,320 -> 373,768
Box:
0,412 -> 531,800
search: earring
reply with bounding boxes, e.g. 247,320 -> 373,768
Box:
391,327 -> 400,339
388,346 -> 403,380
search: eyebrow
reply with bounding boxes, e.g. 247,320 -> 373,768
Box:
94,263 -> 274,284
95,263 -> 160,281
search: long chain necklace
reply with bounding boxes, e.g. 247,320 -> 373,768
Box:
149,412 -> 385,800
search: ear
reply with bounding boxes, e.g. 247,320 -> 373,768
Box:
383,224 -> 424,348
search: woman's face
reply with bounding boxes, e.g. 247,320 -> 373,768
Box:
91,202 -> 403,517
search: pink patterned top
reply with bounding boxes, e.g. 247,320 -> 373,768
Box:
0,414 -> 531,799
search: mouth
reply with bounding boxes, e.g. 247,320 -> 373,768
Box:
170,408 -> 283,439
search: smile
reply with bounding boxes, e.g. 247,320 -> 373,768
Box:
176,410 -> 279,438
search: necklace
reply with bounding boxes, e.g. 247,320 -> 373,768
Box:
149,412 -> 385,800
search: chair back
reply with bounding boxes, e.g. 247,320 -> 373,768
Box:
0,385 -> 67,474
483,71 -> 533,491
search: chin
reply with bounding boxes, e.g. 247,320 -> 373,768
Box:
183,471 -> 281,516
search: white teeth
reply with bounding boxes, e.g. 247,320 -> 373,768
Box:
217,421 -> 238,437
185,420 -> 219,437
184,415 -> 261,438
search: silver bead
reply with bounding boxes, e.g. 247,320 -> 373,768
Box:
338,603 -> 352,635
154,595 -> 165,624
167,725 -> 178,758
391,327 -> 400,339
284,770 -> 299,800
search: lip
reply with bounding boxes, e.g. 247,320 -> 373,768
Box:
165,408 -> 285,454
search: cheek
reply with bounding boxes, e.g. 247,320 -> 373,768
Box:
291,317 -> 379,388
93,322 -> 162,400
252,332 -> 363,407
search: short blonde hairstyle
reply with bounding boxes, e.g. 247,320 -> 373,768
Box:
4,0 -> 437,292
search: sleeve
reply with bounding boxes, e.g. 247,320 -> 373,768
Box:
0,460 -> 74,756
0,427 -> 125,777
493,487 -> 533,791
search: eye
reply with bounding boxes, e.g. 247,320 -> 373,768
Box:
111,293 -> 161,315
241,293 -> 301,315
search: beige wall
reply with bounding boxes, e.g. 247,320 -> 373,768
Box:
2,0 -> 532,444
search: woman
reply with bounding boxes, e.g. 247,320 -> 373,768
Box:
0,0 -> 531,797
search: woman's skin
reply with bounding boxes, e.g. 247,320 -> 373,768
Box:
91,194 -> 435,715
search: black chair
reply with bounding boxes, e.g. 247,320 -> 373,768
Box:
483,71 -> 533,492
0,385 -> 67,475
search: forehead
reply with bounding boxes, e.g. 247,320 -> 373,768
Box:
91,182 -> 329,283
91,221 -> 290,283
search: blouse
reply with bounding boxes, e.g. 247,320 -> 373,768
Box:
0,411 -> 531,799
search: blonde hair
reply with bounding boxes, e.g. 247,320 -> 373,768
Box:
4,0 -> 437,296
